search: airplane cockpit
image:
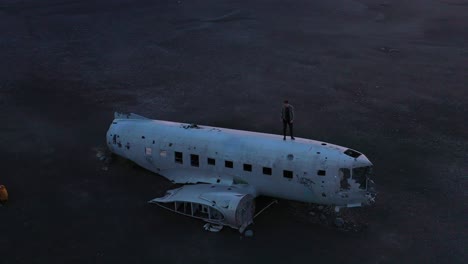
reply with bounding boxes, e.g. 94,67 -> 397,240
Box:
338,165 -> 374,191
336,149 -> 377,207
352,165 -> 373,190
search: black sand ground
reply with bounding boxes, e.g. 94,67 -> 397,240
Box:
0,0 -> 467,263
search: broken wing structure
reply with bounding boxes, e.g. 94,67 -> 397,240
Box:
107,112 -> 376,232
149,184 -> 255,233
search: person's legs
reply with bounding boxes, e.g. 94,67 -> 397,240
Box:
283,121 -> 287,140
289,122 -> 294,139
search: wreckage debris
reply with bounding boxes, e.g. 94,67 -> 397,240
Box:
244,230 -> 254,237
203,223 -> 223,232
378,47 -> 400,53
94,147 -> 113,170
108,112 -> 376,233
288,202 -> 368,232
320,214 -> 327,221
334,217 -> 345,227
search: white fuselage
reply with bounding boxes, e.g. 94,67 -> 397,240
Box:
107,113 -> 375,207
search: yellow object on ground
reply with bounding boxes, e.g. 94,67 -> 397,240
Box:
0,185 -> 8,204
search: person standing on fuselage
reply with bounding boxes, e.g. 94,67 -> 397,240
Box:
281,100 -> 295,140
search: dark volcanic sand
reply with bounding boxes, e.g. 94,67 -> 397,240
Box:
0,0 -> 466,263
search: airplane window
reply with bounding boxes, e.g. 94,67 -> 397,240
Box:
263,167 -> 272,175
317,170 -> 326,176
344,149 -> 362,158
283,170 -> 293,179
190,154 -> 199,167
339,168 -> 351,190
175,151 -> 183,164
225,160 -> 233,168
243,164 -> 252,172
207,158 -> 216,165
352,166 -> 372,189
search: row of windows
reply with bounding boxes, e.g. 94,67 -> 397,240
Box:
173,151 -> 326,178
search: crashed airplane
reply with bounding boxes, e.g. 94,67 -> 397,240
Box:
107,113 -> 376,233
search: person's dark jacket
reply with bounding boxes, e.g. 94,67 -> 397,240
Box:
281,104 -> 295,122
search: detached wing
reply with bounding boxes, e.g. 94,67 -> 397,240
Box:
149,184 -> 256,232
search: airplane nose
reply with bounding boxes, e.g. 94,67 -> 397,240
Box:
355,154 -> 372,167
352,154 -> 376,205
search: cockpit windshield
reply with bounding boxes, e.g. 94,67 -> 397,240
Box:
352,166 -> 373,190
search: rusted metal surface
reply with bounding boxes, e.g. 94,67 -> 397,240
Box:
0,185 -> 8,204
